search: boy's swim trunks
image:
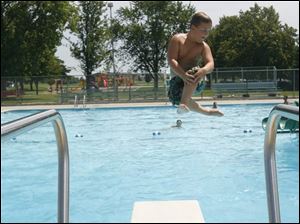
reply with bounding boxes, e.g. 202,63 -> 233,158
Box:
168,74 -> 206,106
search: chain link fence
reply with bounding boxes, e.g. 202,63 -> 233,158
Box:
1,68 -> 299,105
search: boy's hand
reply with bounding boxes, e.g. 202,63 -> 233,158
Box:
193,68 -> 207,83
181,73 -> 195,85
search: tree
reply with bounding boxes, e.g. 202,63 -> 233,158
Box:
208,3 -> 298,69
1,1 -> 76,94
116,1 -> 195,93
68,1 -> 110,91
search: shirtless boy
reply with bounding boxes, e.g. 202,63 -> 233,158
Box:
168,11 -> 224,116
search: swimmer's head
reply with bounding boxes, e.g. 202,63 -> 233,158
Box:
176,119 -> 182,127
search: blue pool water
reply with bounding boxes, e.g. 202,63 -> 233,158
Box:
1,104 -> 299,223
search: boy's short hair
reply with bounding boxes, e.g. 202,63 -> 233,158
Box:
190,12 -> 212,27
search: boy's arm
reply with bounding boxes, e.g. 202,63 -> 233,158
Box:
194,42 -> 214,82
167,35 -> 194,85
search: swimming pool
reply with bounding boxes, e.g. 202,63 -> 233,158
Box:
1,104 -> 299,222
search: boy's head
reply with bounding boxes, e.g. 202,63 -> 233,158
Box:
190,12 -> 212,43
190,12 -> 212,27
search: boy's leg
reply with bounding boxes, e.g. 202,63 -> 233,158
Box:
180,82 -> 198,105
187,99 -> 224,116
177,82 -> 198,114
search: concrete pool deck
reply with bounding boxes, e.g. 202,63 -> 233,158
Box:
1,98 -> 298,113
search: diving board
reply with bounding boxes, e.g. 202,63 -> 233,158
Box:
131,200 -> 205,223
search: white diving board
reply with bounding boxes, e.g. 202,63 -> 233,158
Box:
131,200 -> 205,223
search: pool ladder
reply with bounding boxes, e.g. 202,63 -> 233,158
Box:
74,95 -> 78,107
1,110 -> 70,223
74,94 -> 86,108
264,104 -> 299,223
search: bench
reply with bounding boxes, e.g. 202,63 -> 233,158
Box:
211,81 -> 277,97
211,82 -> 247,93
246,82 -> 277,92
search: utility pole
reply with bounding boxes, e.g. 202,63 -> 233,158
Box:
108,2 -> 118,101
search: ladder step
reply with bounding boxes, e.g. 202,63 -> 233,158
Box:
131,200 -> 205,223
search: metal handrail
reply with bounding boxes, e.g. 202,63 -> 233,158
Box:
83,94 -> 86,108
264,104 -> 299,223
74,95 -> 78,108
1,109 -> 69,223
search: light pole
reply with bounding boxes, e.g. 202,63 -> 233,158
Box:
108,2 -> 118,101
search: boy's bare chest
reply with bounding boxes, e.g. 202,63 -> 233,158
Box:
178,42 -> 203,67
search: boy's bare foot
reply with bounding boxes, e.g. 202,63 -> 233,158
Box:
212,109 -> 224,117
177,104 -> 190,114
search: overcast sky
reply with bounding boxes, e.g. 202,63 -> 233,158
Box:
56,1 -> 299,76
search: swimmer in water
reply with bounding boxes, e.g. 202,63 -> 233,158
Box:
171,119 -> 182,128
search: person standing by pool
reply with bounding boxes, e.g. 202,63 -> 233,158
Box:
167,11 -> 223,117
283,95 -> 289,104
212,102 -> 217,108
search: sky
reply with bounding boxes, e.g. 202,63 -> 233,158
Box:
55,1 -> 299,76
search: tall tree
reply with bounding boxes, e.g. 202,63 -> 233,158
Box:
208,3 -> 298,69
69,1 -> 110,91
1,1 -> 76,94
116,1 -> 195,92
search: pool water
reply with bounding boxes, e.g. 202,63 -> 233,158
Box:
1,104 -> 299,222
